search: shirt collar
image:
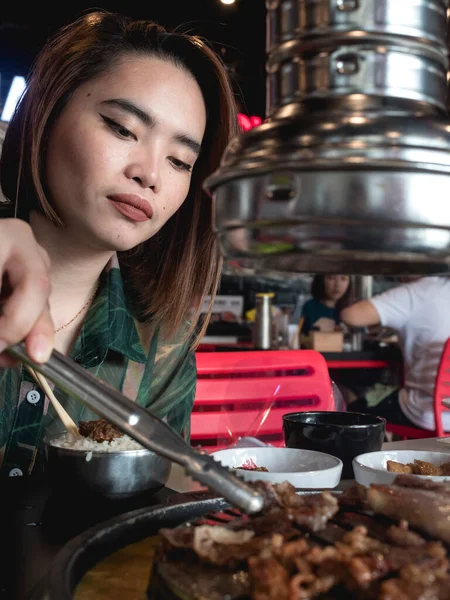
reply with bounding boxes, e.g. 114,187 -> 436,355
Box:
71,254 -> 147,367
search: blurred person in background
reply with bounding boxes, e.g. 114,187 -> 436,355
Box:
341,276 -> 450,431
300,274 -> 352,335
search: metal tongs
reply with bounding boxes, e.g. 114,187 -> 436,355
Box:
7,342 -> 265,514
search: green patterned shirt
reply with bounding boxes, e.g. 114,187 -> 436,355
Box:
0,254 -> 197,477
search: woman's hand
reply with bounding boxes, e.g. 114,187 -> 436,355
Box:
0,219 -> 54,366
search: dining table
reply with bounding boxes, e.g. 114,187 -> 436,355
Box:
5,435 -> 450,600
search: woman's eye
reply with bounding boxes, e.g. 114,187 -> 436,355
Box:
100,114 -> 136,140
170,157 -> 192,173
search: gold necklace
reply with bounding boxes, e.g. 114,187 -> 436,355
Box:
54,284 -> 99,334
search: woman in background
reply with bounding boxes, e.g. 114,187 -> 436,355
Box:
300,274 -> 352,335
0,10 -> 238,476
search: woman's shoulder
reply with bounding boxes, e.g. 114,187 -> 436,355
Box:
301,297 -> 317,312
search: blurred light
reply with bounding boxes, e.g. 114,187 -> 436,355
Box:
238,113 -> 262,131
220,0 -> 236,4
1,76 -> 26,122
348,116 -> 368,125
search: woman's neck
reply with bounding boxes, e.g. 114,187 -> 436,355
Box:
321,298 -> 337,309
29,212 -> 113,337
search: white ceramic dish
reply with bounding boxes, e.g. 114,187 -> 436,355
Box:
211,447 -> 342,488
353,449 -> 450,487
435,437 -> 450,445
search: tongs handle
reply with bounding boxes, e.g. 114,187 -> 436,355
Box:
7,343 -> 264,514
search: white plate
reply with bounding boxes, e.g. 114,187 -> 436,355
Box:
211,447 -> 342,488
435,437 -> 450,445
353,449 -> 450,487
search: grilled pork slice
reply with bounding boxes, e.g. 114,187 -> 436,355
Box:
271,482 -> 339,532
339,482 -> 370,510
366,475 -> 450,544
379,559 -> 450,600
248,523 -> 448,600
159,483 -> 339,569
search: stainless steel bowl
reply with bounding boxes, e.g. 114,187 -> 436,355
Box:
43,434 -> 172,499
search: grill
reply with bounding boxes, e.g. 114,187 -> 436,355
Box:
148,488 -> 449,599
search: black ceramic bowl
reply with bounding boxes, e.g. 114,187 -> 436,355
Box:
282,411 -> 386,479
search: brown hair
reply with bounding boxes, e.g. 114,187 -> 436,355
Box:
311,274 -> 353,313
0,10 -> 238,346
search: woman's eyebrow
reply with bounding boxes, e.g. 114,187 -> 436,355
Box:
101,98 -> 202,154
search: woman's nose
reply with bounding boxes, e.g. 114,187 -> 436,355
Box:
125,157 -> 161,192
132,171 -> 160,191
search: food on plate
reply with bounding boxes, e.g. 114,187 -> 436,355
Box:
150,476 -> 450,599
387,458 -> 450,476
238,465 -> 269,472
49,418 -> 144,452
237,458 -> 269,472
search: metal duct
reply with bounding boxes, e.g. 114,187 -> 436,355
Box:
205,0 -> 450,274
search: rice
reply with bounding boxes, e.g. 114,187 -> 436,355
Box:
50,432 -> 145,452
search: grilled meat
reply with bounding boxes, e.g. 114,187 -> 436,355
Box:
379,560 -> 450,600
386,459 -> 450,476
386,460 -> 415,474
366,475 -> 450,544
273,482 -> 339,532
385,520 -> 426,548
248,522 -> 448,599
153,477 -> 450,600
78,418 -> 124,442
413,459 -> 443,476
159,483 -> 337,569
155,561 -> 251,600
339,482 -> 370,510
386,459 -> 450,477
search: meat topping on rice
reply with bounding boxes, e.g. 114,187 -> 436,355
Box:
78,418 -> 124,442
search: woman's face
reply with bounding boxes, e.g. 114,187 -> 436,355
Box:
44,54 -> 207,251
323,275 -> 350,302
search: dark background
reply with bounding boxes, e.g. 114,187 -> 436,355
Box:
0,0 -> 267,119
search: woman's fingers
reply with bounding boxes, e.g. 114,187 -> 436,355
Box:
0,219 -> 54,364
25,304 -> 55,363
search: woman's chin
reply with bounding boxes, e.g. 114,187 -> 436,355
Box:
106,238 -> 145,253
92,228 -> 152,253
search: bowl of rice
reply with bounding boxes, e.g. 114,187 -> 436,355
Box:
43,419 -> 171,498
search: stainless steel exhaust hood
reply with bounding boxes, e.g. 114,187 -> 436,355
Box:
205,0 -> 450,274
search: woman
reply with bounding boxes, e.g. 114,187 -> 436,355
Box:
0,10 -> 238,476
300,274 -> 352,336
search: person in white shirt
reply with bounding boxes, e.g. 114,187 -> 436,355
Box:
340,276 -> 450,431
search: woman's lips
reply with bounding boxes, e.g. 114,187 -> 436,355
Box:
108,194 -> 153,222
